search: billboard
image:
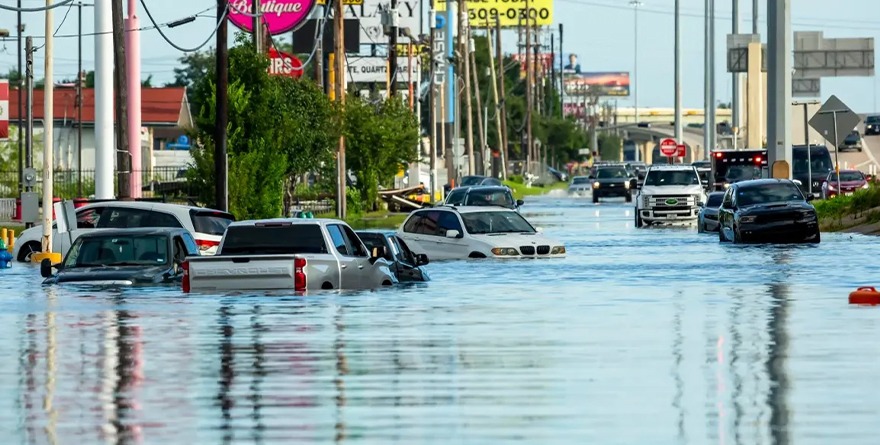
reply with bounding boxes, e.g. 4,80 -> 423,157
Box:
510,53 -> 553,78
434,0 -> 553,27
334,0 -> 421,45
563,72 -> 630,97
228,0 -> 317,35
563,103 -> 586,119
345,57 -> 420,83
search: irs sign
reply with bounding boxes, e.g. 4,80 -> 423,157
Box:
268,48 -> 304,79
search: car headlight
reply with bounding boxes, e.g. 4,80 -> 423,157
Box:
624,182 -> 631,189
550,246 -> 566,254
491,247 -> 519,256
739,215 -> 757,224
723,183 -> 730,189
592,182 -> 600,189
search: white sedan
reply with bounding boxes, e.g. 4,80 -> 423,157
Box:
568,176 -> 592,197
397,206 -> 565,260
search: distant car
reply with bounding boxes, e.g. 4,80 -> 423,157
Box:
443,185 -> 523,211
356,231 -> 430,282
717,179 -> 820,244
838,130 -> 863,152
14,201 -> 234,262
443,175 -> 503,195
697,192 -> 725,233
822,169 -> 869,199
547,167 -> 568,182
40,228 -> 199,285
865,115 -> 880,135
568,176 -> 592,197
627,162 -> 648,180
637,122 -> 651,128
398,206 -> 566,260
591,165 -> 636,203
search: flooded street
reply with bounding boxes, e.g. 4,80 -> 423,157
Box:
1,192 -> 878,444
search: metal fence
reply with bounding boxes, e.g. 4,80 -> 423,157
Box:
0,167 -> 191,200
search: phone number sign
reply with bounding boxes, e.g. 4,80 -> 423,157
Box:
434,0 -> 553,27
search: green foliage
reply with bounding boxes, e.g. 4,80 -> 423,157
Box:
598,133 -> 622,161
814,183 -> 880,230
343,95 -> 420,209
169,49 -> 217,114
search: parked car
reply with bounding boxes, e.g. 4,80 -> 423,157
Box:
40,228 -> 199,285
838,130 -> 863,152
591,165 -> 636,203
718,179 -> 820,244
627,162 -> 648,180
443,175 -> 503,195
547,167 -> 568,182
356,231 -> 430,282
183,219 -> 397,292
865,115 -> 880,135
822,170 -> 870,199
443,185 -> 523,211
14,201 -> 234,262
568,176 -> 592,197
697,192 -> 725,233
398,206 -> 565,260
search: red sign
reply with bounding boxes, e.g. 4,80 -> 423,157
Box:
228,0 -> 316,36
676,143 -> 686,157
267,48 -> 304,78
0,80 -> 7,140
659,138 -> 678,157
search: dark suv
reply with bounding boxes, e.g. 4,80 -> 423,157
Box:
865,115 -> 880,135
590,165 -> 636,203
442,186 -> 524,211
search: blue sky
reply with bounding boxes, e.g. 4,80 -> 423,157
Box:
1,0 -> 878,112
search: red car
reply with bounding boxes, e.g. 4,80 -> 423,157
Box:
822,170 -> 869,199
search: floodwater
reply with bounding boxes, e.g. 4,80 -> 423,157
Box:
1,192 -> 878,445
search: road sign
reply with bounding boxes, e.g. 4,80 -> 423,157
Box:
659,138 -> 678,157
267,48 -> 304,79
808,94 -> 861,147
675,143 -> 686,157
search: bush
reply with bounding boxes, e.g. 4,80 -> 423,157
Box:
507,174 -> 524,184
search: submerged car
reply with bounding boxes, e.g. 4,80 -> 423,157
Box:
398,206 -> 565,260
356,230 -> 430,282
443,185 -> 523,211
718,179 -> 820,244
822,170 -> 869,199
697,192 -> 725,233
41,228 -> 199,285
591,165 -> 636,203
568,176 -> 591,196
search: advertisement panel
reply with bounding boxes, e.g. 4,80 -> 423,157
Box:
345,57 -> 420,83
510,53 -> 553,78
0,80 -> 7,140
335,0 -> 421,45
563,72 -> 630,97
434,0 -> 553,27
563,103 -> 586,119
228,0 -> 317,35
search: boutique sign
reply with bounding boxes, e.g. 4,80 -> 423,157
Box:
228,0 -> 316,35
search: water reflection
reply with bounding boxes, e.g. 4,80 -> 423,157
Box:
766,251 -> 792,445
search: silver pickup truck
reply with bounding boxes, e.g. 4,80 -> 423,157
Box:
183,218 -> 398,292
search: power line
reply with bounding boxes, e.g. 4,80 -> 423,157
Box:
0,0 -> 74,12
138,0 -> 229,53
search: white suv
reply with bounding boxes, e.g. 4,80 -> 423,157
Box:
634,165 -> 706,227
13,201 -> 234,261
397,206 -> 565,260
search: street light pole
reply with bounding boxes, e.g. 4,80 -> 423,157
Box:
674,0 -> 681,144
630,0 -> 642,162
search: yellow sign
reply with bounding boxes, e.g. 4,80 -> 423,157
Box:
434,0 -> 553,27
395,43 -> 427,54
317,0 -> 363,5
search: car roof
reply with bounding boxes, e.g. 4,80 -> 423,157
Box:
647,165 -> 696,171
423,205 -> 517,214
707,191 -> 726,197
77,227 -> 188,238
79,200 -> 229,215
731,178 -> 797,188
461,185 -> 510,191
228,218 -> 341,227
355,230 -> 395,237
832,169 -> 864,174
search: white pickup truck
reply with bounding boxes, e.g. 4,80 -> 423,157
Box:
634,164 -> 707,227
183,219 -> 398,292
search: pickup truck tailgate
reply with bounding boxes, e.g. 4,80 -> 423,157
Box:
186,254 -> 339,291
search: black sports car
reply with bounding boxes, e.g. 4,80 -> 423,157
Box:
356,231 -> 430,282
717,179 -> 820,244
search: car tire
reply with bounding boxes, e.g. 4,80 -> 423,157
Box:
698,219 -> 705,233
635,210 -> 643,228
733,226 -> 743,244
625,193 -> 632,203
592,194 -> 599,204
468,252 -> 487,258
16,241 -> 41,262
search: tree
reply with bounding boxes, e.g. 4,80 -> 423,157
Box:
168,49 -> 216,114
142,75 -> 154,88
344,95 -> 420,209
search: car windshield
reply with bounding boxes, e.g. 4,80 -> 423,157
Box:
867,116 -> 880,123
461,211 -> 535,235
571,177 -> 590,185
460,176 -> 485,186
464,189 -> 515,208
736,183 -> 804,206
832,171 -> 865,182
445,189 -> 467,205
706,193 -> 724,208
64,234 -> 169,268
845,132 -> 860,142
597,168 -> 628,179
725,165 -> 762,182
644,169 -> 700,186
190,210 -> 234,236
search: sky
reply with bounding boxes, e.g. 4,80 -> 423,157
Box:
1,0 -> 879,112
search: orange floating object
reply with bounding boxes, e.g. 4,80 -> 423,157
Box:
849,287 -> 880,305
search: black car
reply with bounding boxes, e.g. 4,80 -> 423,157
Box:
697,191 -> 725,233
444,175 -> 503,195
865,115 -> 880,135
40,228 -> 199,285
443,185 -> 524,211
838,130 -> 863,152
590,165 -> 636,203
717,179 -> 820,244
356,231 -> 430,282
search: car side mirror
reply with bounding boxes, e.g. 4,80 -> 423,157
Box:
516,199 -> 524,207
805,194 -> 814,202
40,258 -> 54,278
445,229 -> 461,239
588,175 -> 594,180
415,253 -> 429,266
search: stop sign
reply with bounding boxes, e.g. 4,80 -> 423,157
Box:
267,48 -> 303,79
659,138 -> 678,157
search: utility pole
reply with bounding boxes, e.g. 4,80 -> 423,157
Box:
111,0 -> 130,199
460,0 -> 474,175
487,25 -> 505,179
496,18 -> 509,177
674,0 -> 682,143
77,1 -> 83,197
315,8 -> 324,91
731,0 -> 740,140
429,7 -> 436,200
708,0 -> 716,155
703,0 -> 711,160
470,29 -> 485,175
40,0 -> 55,257
524,0 -> 533,172
389,0 -> 399,97
253,0 -> 262,53
94,0 -> 113,199
16,1 -> 22,196
630,0 -> 641,161
335,0 -> 347,218
559,24 -> 563,119
126,0 -> 141,198
215,0 -> 228,211
752,0 -> 758,34
24,36 -> 33,198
